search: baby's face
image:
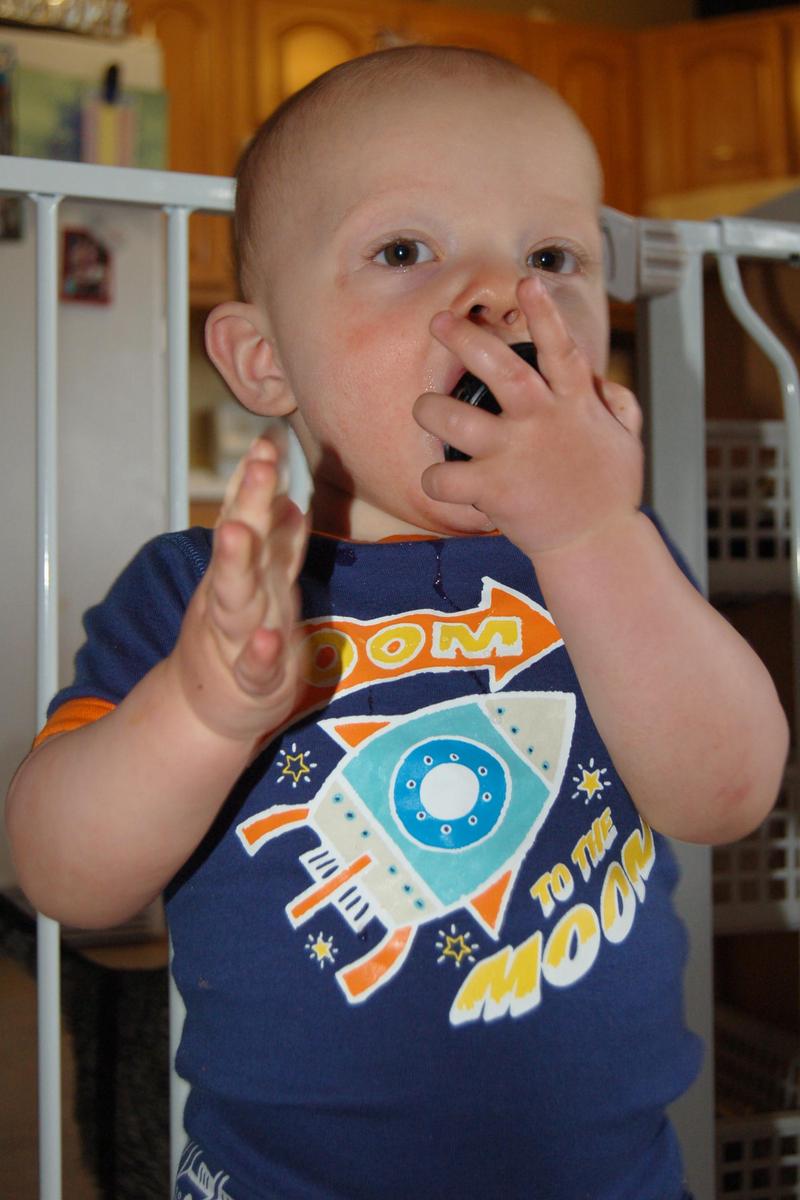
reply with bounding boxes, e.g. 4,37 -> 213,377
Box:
258,74 -> 609,540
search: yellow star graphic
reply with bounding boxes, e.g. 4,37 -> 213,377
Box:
442,934 -> 472,966
577,768 -> 603,800
281,752 -> 310,784
310,936 -> 334,965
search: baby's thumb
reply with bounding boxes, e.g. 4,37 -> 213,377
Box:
596,378 -> 642,438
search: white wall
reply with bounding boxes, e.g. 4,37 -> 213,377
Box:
0,197 -> 167,890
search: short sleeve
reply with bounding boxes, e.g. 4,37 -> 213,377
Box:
39,528 -> 212,738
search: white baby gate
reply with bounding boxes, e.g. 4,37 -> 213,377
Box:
2,151 -> 800,1200
0,154 -> 233,1199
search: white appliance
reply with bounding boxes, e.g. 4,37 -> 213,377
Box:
0,28 -> 166,889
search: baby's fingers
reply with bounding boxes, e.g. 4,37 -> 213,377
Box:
597,378 -> 642,438
517,276 -> 593,396
257,494 -> 309,577
233,625 -> 287,697
258,501 -> 309,638
429,311 -> 544,419
217,434 -> 276,516
223,457 -> 282,547
217,429 -> 289,538
207,520 -> 265,639
281,498 -> 311,582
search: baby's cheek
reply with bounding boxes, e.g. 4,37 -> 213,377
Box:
329,299 -> 389,355
339,317 -> 382,358
336,300 -> 424,363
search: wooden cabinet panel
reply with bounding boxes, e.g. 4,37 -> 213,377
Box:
130,0 -> 229,178
397,3 -> 530,71
251,0 -> 399,120
250,6 -> 638,215
132,0 -> 800,294
781,13 -> 800,176
638,15 -> 790,201
129,0 -> 250,301
527,23 -> 639,215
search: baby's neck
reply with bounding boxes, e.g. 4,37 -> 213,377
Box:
309,488 -> 443,543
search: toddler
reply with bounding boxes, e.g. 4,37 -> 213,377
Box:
7,44 -> 789,1200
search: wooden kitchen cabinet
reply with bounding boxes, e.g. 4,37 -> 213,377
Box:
251,0 -> 532,118
526,22 -> 639,216
249,4 -> 639,215
781,12 -> 800,175
396,3 -> 531,71
251,0 -> 399,121
637,14 -> 790,202
132,0 -> 800,300
392,14 -> 639,215
129,0 -> 251,303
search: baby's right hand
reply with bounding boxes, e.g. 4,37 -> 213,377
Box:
171,431 -> 309,745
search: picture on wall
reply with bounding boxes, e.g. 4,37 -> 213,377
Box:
60,227 -> 112,305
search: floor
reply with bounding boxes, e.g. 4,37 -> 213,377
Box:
0,937 -> 168,1200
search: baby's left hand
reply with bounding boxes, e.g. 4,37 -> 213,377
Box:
414,276 -> 644,561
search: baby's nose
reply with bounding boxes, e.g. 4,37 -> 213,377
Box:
469,302 -> 520,327
453,262 -> 526,332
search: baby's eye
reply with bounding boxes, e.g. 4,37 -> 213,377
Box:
527,246 -> 579,275
373,239 -> 434,268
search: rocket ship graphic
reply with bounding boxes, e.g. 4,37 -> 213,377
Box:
238,691 -> 575,1004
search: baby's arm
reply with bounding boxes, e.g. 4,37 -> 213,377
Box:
415,277 -> 789,844
5,436 -> 308,928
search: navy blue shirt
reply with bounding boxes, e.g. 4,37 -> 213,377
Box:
51,527 -> 702,1199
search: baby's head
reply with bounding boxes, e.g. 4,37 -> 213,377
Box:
208,45 -> 609,540
233,46 -> 602,304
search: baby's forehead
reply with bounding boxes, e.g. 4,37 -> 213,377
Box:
289,73 -> 592,191
306,69 -> 555,139
239,57 -> 600,296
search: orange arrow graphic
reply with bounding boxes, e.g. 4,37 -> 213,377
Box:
278,578 -> 561,732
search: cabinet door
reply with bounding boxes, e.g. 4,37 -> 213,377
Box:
397,2 -> 531,71
528,23 -> 639,216
638,15 -> 789,200
129,0 -> 249,302
781,13 -> 800,175
252,0 -> 399,121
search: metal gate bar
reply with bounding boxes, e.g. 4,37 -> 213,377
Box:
33,187 -> 63,1200
1,155 -> 233,1200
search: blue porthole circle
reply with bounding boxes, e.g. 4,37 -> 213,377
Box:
391,737 -> 508,850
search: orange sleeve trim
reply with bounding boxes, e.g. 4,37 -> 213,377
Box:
33,697 -> 116,750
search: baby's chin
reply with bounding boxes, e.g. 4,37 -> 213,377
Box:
392,494 -> 498,541
311,475 -> 498,542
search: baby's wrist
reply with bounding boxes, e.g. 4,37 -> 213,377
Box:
160,650 -> 268,758
525,508 -> 648,580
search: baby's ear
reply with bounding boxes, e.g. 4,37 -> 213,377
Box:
204,301 -> 295,416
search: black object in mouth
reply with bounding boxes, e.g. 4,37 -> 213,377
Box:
444,342 -> 538,462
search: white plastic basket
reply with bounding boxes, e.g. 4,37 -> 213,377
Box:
717,1112 -> 800,1199
713,765 -> 800,933
706,420 -> 791,596
716,1004 -> 800,1116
